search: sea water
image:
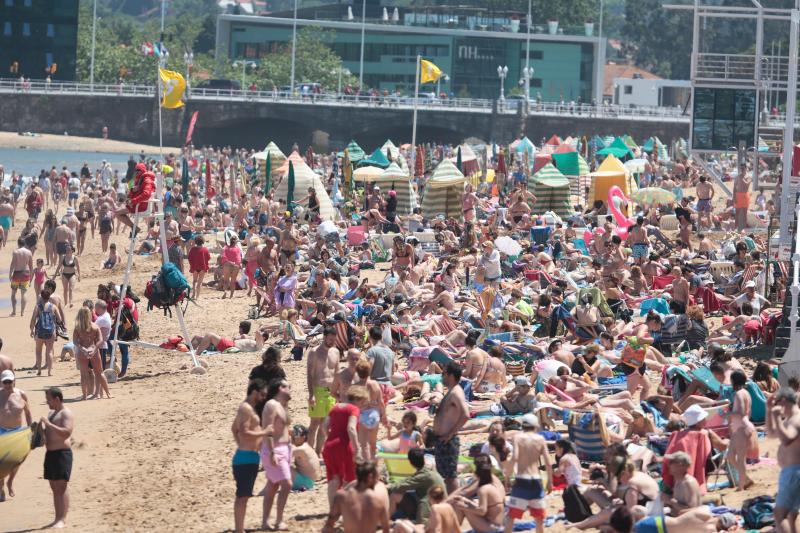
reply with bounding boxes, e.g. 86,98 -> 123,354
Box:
0,148 -> 159,181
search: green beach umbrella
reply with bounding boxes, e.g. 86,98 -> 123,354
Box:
456,146 -> 463,173
181,157 -> 189,193
264,152 -> 271,195
287,160 -> 295,213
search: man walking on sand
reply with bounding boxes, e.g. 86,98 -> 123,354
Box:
41,387 -> 74,529
10,237 -> 33,316
505,413 -> 552,533
432,362 -> 470,494
1,370 -> 32,501
768,388 -> 800,533
231,379 -> 272,533
261,379 -> 293,531
306,327 -> 339,453
323,461 -> 390,533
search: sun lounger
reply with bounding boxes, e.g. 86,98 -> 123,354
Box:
567,410 -> 610,463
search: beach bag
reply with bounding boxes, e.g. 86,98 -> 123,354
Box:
145,264 -> 188,316
563,484 -> 593,523
35,303 -> 56,339
161,262 -> 190,292
621,344 -> 646,369
742,495 -> 775,529
118,304 -> 139,342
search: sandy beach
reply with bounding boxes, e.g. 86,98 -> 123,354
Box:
0,131 -> 180,154
0,179 -> 782,533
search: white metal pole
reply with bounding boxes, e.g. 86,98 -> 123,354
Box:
359,0 -> 367,91
90,0 -> 97,89
160,0 -> 166,33
410,55 -> 421,176
595,0 -> 604,108
525,0 -> 531,102
290,0 -> 298,95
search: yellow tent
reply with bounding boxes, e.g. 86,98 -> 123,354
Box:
589,154 -> 638,215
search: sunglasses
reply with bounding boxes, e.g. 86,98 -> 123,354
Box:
2,380 -> 12,384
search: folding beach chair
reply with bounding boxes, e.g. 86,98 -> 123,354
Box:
370,235 -> 391,263
567,410 -> 610,463
571,238 -> 590,256
378,452 -> 418,483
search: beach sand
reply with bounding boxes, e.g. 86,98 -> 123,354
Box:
0,131 -> 180,154
0,182 -> 780,532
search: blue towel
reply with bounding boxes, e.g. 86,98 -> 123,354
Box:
466,518 -> 552,533
639,298 -> 669,316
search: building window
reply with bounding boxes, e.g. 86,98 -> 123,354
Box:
624,85 -> 633,94
47,24 -> 54,38
24,0 -> 31,6
532,50 -> 543,60
22,23 -> 30,37
5,0 -> 13,6
531,78 -> 542,88
3,22 -> 10,36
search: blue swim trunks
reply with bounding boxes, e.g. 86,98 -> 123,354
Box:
777,464 -> 800,512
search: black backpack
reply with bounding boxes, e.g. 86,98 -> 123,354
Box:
144,268 -> 187,317
742,495 -> 775,529
118,304 -> 139,341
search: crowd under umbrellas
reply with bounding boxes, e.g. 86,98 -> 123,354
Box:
0,131 -> 794,533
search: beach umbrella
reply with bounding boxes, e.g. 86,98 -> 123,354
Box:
456,146 -> 463,173
343,149 -> 352,199
415,145 -> 425,177
205,157 -> 213,199
306,146 -> 315,169
343,140 -> 365,162
624,158 -> 649,174
630,187 -> 676,205
286,160 -> 295,212
353,165 -> 384,182
494,235 -> 522,257
264,152 -> 272,194
181,157 -> 189,193
515,137 -> 536,156
317,220 -> 338,237
358,148 -> 391,169
496,149 -> 507,175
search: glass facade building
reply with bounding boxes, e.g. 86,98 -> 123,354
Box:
216,12 -> 603,102
0,0 -> 79,80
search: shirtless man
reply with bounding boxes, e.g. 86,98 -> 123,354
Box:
261,379 -> 293,531
696,175 -> 715,230
420,282 -> 455,316
433,363 -> 470,493
290,424 -> 321,491
662,451 -> 701,515
322,461 -> 390,533
10,237 -> 33,316
0,197 -> 14,246
505,413 -> 552,533
353,359 -> 387,461
768,388 -> 800,533
231,379 -> 271,533
307,327 -> 339,453
41,387 -> 74,529
462,333 -> 491,390
279,217 -> 298,266
627,217 -> 649,265
0,370 -> 32,501
671,266 -> 691,310
331,349 -> 362,402
53,220 -> 75,260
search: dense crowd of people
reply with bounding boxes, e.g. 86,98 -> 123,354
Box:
0,139 -> 795,532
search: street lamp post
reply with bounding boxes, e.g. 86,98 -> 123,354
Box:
497,65 -> 508,101
183,51 -> 193,98
524,0 -> 531,102
234,60 -> 256,99
436,73 -> 449,98
289,0 -> 299,96
90,0 -> 97,89
358,0 -> 367,91
521,66 -> 533,106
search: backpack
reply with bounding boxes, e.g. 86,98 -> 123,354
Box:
35,303 -> 56,339
742,495 -> 775,529
118,304 -> 139,342
144,264 -> 189,316
563,484 -> 593,523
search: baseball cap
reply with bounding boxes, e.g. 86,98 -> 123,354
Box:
744,280 -> 756,289
520,413 -> 540,429
514,376 -> 531,387
0,369 -> 15,382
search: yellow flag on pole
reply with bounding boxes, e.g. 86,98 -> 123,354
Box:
159,68 -> 186,109
419,59 -> 442,84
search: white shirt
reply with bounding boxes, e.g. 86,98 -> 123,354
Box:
480,249 -> 501,280
734,292 -> 769,314
68,177 -> 81,192
95,312 -> 112,342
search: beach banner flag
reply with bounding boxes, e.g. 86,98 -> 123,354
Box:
420,59 -> 442,84
159,68 -> 186,109
185,111 -> 199,146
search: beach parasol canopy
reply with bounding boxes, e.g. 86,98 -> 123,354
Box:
552,151 -> 590,177
623,135 -> 639,150
381,139 -> 398,155
554,142 -> 576,154
527,163 -> 572,218
421,159 -> 467,220
306,146 -> 315,169
515,137 -> 536,156
496,149 -> 507,175
286,161 -> 295,211
415,145 -> 425,177
624,158 -> 649,174
353,165 -> 384,182
631,187 -> 676,205
545,134 -> 562,146
597,137 -> 634,160
264,152 -> 272,194
276,151 -> 306,175
181,157 -> 189,192
342,140 -> 365,162
494,235 -> 522,257
358,148 -> 391,169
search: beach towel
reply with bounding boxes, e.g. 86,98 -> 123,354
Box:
652,275 -> 676,291
695,286 -> 723,313
662,428 -> 712,493
567,410 -> 610,462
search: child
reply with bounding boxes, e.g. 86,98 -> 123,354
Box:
378,412 -> 424,453
103,243 -> 119,269
33,258 -> 46,298
187,235 -> 211,298
290,425 -> 320,492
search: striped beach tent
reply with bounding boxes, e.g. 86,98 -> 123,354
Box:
552,151 -> 591,201
358,148 -> 391,169
373,162 -> 418,215
527,163 -> 572,218
422,159 -> 467,221
254,142 -> 286,181
381,139 -> 399,157
341,140 -> 365,163
273,157 -> 336,220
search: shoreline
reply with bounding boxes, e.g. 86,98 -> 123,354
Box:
0,131 -> 180,154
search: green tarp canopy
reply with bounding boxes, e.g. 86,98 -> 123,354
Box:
338,140 -> 365,162
357,147 -> 391,169
623,135 -> 639,150
597,137 -> 634,160
527,163 -> 572,218
552,151 -> 590,177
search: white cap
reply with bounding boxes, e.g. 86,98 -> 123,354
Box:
683,404 -> 709,426
0,369 -> 15,382
744,280 -> 756,289
520,413 -> 540,429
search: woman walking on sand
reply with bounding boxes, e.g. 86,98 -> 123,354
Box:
29,287 -> 63,376
73,307 -> 112,400
53,245 -> 80,308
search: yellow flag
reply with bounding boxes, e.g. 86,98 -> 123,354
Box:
420,59 -> 442,84
159,68 -> 186,109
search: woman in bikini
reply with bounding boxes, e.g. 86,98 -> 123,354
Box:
462,183 -> 479,222
75,206 -> 88,256
73,306 -> 112,400
43,210 -> 58,266
473,346 -> 507,394
728,370 -> 756,490
392,236 -> 415,272
450,458 -> 505,533
53,245 -> 80,308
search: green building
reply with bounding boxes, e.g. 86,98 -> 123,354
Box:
216,8 -> 604,102
0,0 -> 79,80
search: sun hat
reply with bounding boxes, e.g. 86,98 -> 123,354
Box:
682,404 -> 709,427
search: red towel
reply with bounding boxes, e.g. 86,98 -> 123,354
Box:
694,286 -> 723,313
662,428 -> 712,494
652,275 -> 676,290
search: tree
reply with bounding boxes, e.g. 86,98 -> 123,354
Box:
623,0 -> 692,79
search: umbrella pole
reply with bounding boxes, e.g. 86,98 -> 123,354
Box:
410,55 -> 421,177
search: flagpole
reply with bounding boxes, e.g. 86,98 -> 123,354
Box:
410,54 -> 421,177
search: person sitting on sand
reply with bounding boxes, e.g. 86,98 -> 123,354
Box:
102,243 -> 119,269
289,424 -> 320,492
379,411 -> 424,454
323,460 -> 390,533
661,451 -> 701,515
190,321 -> 266,353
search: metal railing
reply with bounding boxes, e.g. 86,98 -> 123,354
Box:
696,53 -> 757,81
0,78 -> 690,121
